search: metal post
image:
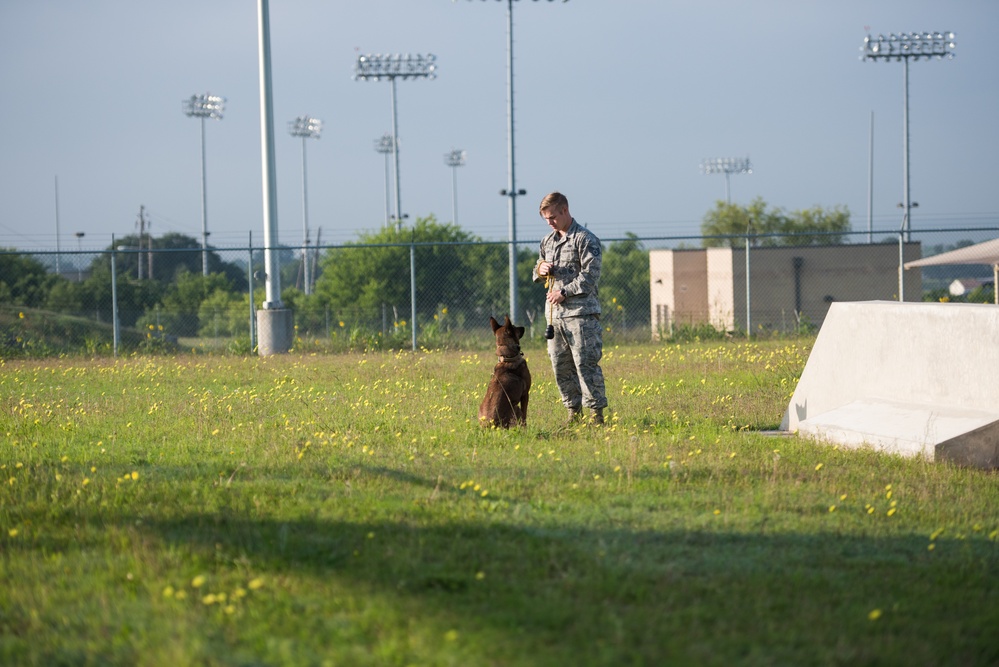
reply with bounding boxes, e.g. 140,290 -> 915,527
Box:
374,134 -> 394,227
898,214 -> 906,302
391,78 -> 402,228
506,0 -> 519,322
111,234 -> 120,357
701,157 -> 752,205
867,111 -> 874,243
183,93 -> 225,277
258,0 -> 281,311
902,57 -> 911,243
289,116 -> 322,296
745,227 -> 751,338
75,232 -> 84,282
54,176 -> 61,276
301,135 -> 310,294
458,0 -> 567,322
860,31 -> 956,244
200,116 -> 209,275
410,241 -> 417,351
444,149 -> 466,226
452,160 -> 458,225
355,54 -> 436,232
248,231 -> 255,348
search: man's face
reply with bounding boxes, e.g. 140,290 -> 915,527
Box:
541,205 -> 571,233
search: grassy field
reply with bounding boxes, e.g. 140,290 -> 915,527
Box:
1,339 -> 997,666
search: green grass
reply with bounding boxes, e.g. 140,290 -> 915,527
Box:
1,341 -> 997,666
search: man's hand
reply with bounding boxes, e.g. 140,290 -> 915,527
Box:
546,290 -> 566,305
537,261 -> 553,277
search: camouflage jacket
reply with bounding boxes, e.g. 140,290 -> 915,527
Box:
531,219 -> 602,318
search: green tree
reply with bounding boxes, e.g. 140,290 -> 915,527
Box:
701,198 -> 850,247
118,232 -> 247,287
0,250 -> 60,307
158,269 -> 235,336
600,233 -> 650,331
197,289 -> 250,338
68,259 -> 159,328
779,205 -> 851,245
313,216 -> 479,329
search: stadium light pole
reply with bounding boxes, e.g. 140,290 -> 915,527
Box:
861,31 -> 956,242
444,149 -> 466,226
700,157 -> 752,204
183,92 -> 226,276
374,134 -> 395,227
289,116 -> 322,296
355,53 -> 437,231
75,231 -> 85,282
458,0 -> 568,322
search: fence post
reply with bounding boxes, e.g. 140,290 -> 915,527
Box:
410,240 -> 417,351
745,226 -> 752,338
111,234 -> 120,357
898,214 -> 907,302
248,232 -> 256,349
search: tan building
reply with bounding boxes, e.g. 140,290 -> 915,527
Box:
650,243 -> 923,337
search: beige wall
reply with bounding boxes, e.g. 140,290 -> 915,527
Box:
650,243 -> 923,334
650,249 -> 710,338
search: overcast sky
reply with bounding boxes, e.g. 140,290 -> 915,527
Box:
1,0 -> 996,253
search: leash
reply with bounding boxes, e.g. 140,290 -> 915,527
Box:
544,273 -> 555,339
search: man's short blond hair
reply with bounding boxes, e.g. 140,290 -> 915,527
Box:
539,191 -> 568,215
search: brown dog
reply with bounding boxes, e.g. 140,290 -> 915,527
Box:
478,315 -> 532,428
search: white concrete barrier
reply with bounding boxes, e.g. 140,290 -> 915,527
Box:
781,301 -> 999,468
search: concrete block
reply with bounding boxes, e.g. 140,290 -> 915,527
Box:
782,301 -> 999,469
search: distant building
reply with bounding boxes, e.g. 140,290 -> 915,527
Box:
649,243 -> 923,338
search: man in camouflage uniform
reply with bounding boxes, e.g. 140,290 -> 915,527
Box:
532,192 -> 607,425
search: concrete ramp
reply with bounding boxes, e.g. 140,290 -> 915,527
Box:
781,301 -> 999,469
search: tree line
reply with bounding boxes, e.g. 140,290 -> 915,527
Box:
1,200 -> 867,346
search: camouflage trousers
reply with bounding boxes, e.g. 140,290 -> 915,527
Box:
547,314 -> 607,410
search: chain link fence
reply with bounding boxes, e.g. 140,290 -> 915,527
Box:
1,226 -> 995,357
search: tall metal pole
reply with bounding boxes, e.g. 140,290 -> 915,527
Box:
505,0 -> 519,322
355,54 -> 437,232
183,93 -> 225,277
289,116 -> 322,296
199,116 -> 209,275
374,134 -> 394,227
301,135 -> 310,293
867,111 -> 874,243
452,162 -> 458,225
248,231 -> 255,349
255,0 -> 292,356
700,157 -> 752,204
444,149 -> 466,226
390,78 -> 402,228
459,0 -> 568,321
258,0 -> 281,310
75,232 -> 84,282
111,234 -> 119,357
745,226 -> 751,338
860,31 -> 956,244
902,57 -> 911,242
54,176 -> 61,275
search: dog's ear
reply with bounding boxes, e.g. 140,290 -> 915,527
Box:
490,316 -> 501,332
503,315 -> 512,327
516,326 -> 525,340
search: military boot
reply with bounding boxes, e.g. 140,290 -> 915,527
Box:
565,406 -> 582,425
589,408 -> 605,426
